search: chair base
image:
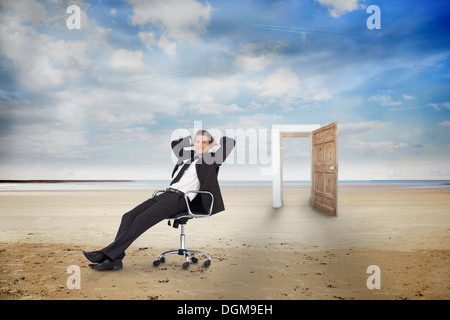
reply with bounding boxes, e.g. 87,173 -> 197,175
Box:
153,249 -> 211,269
153,224 -> 211,269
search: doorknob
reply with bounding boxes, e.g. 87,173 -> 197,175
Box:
330,166 -> 335,170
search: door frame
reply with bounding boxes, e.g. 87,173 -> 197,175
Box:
271,123 -> 338,216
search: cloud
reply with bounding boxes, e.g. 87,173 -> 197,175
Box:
234,42 -> 285,71
64,83 -> 182,121
189,102 -> 244,115
315,0 -> 363,17
130,0 -> 213,57
340,122 -> 409,154
367,94 -> 402,106
347,140 -> 409,153
0,0 -> 50,26
227,113 -> 284,130
304,86 -> 332,102
0,83 -> 167,162
340,121 -> 392,136
139,32 -> 178,57
128,0 -> 213,42
157,35 -> 177,57
1,0 -> 449,181
0,101 -> 90,160
428,102 -> 450,111
246,67 -> 331,110
185,73 -> 241,107
92,110 -> 156,127
429,163 -> 450,177
28,128 -> 88,157
95,127 -> 154,145
110,49 -> 145,73
138,31 -> 156,50
247,67 -> 300,98
0,67 -> 183,160
403,94 -> 417,100
0,8 -> 90,91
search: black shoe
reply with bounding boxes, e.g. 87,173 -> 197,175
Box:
83,250 -> 107,263
89,259 -> 123,271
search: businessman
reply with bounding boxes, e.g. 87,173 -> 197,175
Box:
83,130 -> 236,270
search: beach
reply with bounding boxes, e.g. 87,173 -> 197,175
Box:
0,185 -> 449,300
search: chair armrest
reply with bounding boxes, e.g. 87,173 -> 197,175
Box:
152,189 -> 166,198
184,190 -> 214,218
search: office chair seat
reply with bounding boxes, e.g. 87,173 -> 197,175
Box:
151,189 -> 214,269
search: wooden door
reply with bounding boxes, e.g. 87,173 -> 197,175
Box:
311,122 -> 338,216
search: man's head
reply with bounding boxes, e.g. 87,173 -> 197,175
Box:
194,129 -> 213,155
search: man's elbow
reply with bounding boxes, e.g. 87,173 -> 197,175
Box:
221,136 -> 236,148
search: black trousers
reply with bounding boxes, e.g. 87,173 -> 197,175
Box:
101,191 -> 188,261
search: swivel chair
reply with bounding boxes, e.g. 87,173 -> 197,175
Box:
152,189 -> 214,269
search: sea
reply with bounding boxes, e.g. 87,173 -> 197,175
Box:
0,180 -> 449,191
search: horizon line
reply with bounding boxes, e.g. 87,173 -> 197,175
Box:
1,179 -> 449,183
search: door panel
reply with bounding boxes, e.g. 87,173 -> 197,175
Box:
311,122 -> 338,216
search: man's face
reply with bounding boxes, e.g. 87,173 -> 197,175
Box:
194,134 -> 211,154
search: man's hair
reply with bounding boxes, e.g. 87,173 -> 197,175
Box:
195,129 -> 213,143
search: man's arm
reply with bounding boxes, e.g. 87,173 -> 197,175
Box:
203,136 -> 236,165
171,136 -> 193,162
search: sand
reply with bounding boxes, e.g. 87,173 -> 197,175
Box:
0,185 -> 449,300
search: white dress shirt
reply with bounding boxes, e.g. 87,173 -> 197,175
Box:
170,156 -> 201,201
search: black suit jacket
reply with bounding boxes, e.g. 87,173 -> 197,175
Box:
171,135 -> 236,215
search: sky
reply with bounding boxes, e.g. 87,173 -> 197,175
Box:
0,0 -> 449,181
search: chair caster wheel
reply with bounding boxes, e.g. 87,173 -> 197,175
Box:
191,257 -> 198,264
203,260 -> 211,268
153,257 -> 165,267
182,262 -> 190,269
